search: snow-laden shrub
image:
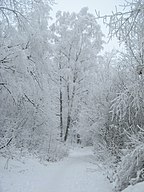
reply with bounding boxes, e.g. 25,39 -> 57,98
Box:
93,130 -> 119,183
45,142 -> 69,162
0,139 -> 68,163
114,145 -> 144,192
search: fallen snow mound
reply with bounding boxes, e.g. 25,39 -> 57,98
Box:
123,182 -> 144,192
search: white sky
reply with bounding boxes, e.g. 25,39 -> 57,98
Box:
53,0 -> 125,15
52,0 -> 126,52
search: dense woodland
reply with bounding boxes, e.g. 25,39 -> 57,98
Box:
0,0 -> 144,191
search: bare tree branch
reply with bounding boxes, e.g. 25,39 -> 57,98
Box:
0,137 -> 13,150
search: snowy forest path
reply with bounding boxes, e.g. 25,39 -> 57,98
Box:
44,147 -> 113,192
0,147 -> 113,192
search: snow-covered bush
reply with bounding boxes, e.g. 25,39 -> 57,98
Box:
114,145 -> 144,192
45,142 -> 69,162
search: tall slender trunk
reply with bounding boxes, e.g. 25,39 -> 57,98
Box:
64,75 -> 76,142
64,113 -> 71,141
60,76 -> 63,140
59,59 -> 63,141
64,82 -> 70,141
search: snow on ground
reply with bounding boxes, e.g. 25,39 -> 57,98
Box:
123,182 -> 144,192
0,147 -> 113,192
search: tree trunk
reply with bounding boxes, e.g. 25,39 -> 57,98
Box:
64,114 -> 71,141
64,75 -> 76,142
64,82 -> 70,142
60,77 -> 63,139
59,59 -> 63,141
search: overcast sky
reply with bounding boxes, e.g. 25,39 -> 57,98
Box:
53,0 -> 125,15
52,0 -> 126,52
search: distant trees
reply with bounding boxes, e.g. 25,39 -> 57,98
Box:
79,50 -> 121,152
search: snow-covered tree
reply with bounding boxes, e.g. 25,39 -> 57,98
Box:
49,7 -> 104,142
95,0 -> 144,190
0,0 -> 68,161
